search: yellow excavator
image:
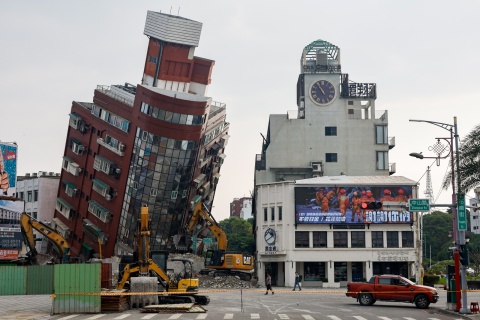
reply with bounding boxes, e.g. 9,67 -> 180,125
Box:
19,212 -> 70,264
187,200 -> 254,280
116,205 -> 209,305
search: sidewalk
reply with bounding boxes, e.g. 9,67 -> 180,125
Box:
0,294 -> 52,320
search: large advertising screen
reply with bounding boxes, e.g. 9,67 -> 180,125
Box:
295,185 -> 413,225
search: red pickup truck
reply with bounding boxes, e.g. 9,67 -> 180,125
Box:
346,275 -> 439,309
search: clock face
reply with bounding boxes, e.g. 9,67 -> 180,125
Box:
309,80 -> 336,106
264,228 -> 276,245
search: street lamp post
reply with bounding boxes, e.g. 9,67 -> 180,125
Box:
410,117 -> 469,314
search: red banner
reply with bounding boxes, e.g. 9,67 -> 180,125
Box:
0,249 -> 19,260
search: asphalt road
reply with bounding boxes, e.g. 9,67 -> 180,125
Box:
1,288 -> 479,320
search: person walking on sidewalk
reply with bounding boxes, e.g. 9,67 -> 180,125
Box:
265,273 -> 274,295
293,271 -> 302,291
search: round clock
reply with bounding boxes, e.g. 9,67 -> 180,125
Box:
264,228 -> 276,245
309,79 -> 336,106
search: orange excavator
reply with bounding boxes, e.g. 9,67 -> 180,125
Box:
186,199 -> 254,280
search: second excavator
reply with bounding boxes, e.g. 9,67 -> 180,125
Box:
184,198 -> 254,280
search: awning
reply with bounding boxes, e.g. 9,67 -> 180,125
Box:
83,218 -> 102,233
64,181 -> 77,189
68,113 -> 81,119
52,217 -> 69,231
56,197 -> 74,209
218,153 -> 227,159
194,173 -> 206,184
213,173 -> 221,179
92,179 -> 109,190
62,156 -> 73,163
88,200 -> 108,214
211,143 -> 220,151
95,154 -> 113,165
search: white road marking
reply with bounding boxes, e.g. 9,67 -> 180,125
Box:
378,317 -> 392,320
169,315 -> 182,319
278,314 -> 290,319
86,315 -> 107,320
224,314 -> 234,319
302,315 -> 315,320
56,316 -> 80,320
114,315 -> 132,319
251,313 -> 260,319
327,316 -> 342,320
141,314 -> 158,319
196,315 -> 208,319
353,317 -> 368,320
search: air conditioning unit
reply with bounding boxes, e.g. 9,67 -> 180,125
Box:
73,189 -> 79,196
105,194 -> 112,201
115,168 -> 121,174
119,143 -> 125,152
311,161 -> 323,173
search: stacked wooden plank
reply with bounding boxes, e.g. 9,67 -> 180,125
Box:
101,289 -> 129,312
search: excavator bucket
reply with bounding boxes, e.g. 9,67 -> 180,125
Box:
173,233 -> 192,252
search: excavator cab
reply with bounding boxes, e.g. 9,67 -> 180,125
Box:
167,258 -> 198,292
205,249 -> 225,267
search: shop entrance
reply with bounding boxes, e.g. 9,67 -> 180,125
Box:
373,262 -> 408,278
264,262 -> 279,285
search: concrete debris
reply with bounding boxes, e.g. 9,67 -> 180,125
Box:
170,253 -> 259,290
197,274 -> 259,289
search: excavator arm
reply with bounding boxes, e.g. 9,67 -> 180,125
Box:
187,202 -> 228,250
20,212 -> 70,264
116,205 -> 171,289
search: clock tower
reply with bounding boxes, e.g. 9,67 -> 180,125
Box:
255,38 -> 391,185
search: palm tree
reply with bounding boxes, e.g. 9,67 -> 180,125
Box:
442,124 -> 480,192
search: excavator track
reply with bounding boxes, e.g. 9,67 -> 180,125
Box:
193,295 -> 210,305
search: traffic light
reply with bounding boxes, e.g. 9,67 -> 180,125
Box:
361,201 -> 383,210
459,245 -> 469,266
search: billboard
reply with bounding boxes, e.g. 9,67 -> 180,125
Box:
295,185 -> 413,225
0,142 -> 22,253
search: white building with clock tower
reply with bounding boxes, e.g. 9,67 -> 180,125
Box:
254,40 -> 421,288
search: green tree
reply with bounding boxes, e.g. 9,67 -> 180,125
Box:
422,211 -> 454,262
442,123 -> 480,193
218,217 -> 255,254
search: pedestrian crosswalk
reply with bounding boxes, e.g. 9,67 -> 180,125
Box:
54,313 -> 463,320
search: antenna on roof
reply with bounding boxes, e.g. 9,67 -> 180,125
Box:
178,7 -> 180,15
170,6 -> 172,14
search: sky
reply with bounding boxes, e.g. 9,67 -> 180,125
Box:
1,1 -> 480,221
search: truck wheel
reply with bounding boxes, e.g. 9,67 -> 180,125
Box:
358,293 -> 374,306
414,294 -> 430,309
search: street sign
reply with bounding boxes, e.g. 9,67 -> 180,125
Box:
457,193 -> 467,231
409,199 -> 430,211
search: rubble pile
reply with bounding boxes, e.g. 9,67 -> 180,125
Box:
170,253 -> 258,290
198,274 -> 259,290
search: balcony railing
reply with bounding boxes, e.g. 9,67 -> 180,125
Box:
389,136 -> 396,149
389,163 -> 396,175
97,138 -> 125,156
96,85 -> 134,107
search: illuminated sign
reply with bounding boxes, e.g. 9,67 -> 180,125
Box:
295,185 -> 413,225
